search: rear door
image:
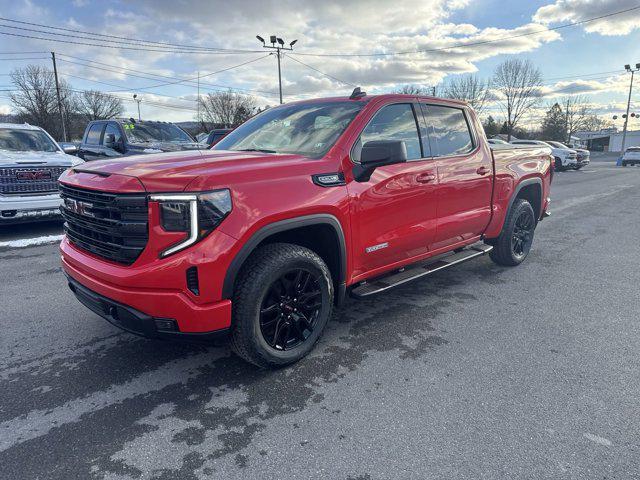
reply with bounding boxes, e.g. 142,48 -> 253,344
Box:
420,104 -> 493,249
347,102 -> 439,278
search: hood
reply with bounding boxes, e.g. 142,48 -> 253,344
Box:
0,149 -> 81,167
71,149 -> 309,192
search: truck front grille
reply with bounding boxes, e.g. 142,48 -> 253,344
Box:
59,184 -> 148,265
0,166 -> 69,195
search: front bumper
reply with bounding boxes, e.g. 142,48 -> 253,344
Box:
66,274 -> 230,342
61,238 -> 233,337
0,193 -> 62,223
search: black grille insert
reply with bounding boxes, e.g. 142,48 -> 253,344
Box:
59,184 -> 148,265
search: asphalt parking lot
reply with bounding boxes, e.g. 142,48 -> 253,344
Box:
1,159 -> 639,479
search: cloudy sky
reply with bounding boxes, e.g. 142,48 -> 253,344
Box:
1,0 -> 639,129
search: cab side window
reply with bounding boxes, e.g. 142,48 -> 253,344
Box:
85,123 -> 103,145
422,105 -> 474,157
358,103 -> 422,161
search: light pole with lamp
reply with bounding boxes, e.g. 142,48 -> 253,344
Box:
256,35 -> 298,104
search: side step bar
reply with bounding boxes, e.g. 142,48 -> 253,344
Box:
350,244 -> 493,298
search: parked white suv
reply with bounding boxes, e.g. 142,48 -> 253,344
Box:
548,141 -> 590,170
511,140 -> 578,171
0,123 -> 83,223
622,146 -> 640,166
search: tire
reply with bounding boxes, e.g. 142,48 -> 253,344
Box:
554,157 -> 565,171
489,199 -> 536,267
622,161 -> 627,167
230,243 -> 334,368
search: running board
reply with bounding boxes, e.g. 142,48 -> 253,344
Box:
350,244 -> 493,298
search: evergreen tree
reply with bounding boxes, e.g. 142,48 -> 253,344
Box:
483,115 -> 499,137
541,103 -> 566,141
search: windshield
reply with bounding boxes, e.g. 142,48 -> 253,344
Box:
123,122 -> 193,143
0,128 -> 59,152
627,147 -> 640,152
214,101 -> 363,158
547,141 -> 568,148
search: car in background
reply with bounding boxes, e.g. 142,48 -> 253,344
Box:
511,139 -> 577,171
621,146 -> 640,166
200,128 -> 233,148
547,141 -> 590,169
0,123 -> 83,224
77,119 -> 203,161
487,138 -> 510,146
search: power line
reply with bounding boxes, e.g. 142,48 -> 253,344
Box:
0,17 -> 256,54
284,54 -> 357,87
0,29 -> 257,55
56,54 -> 278,96
0,57 -> 49,61
291,5 -> 640,58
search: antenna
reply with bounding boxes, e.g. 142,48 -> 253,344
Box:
350,87 -> 366,99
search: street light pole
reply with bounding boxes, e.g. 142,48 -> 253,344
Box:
621,63 -> 639,153
256,35 -> 298,104
133,94 -> 141,121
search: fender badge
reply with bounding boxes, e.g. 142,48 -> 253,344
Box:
366,242 -> 388,253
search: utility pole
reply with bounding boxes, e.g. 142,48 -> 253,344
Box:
50,52 -> 67,142
256,35 -> 298,104
621,63 -> 639,153
133,94 -> 141,121
197,71 -> 200,125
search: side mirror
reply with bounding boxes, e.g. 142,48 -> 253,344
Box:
104,133 -> 116,148
61,144 -> 78,155
353,140 -> 407,182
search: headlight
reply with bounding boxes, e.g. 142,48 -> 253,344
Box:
150,189 -> 232,258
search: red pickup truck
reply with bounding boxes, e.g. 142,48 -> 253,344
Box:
59,91 -> 552,367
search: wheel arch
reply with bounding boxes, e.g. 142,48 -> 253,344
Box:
222,214 -> 347,305
508,177 -> 543,222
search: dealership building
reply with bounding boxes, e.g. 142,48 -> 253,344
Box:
574,128 -> 640,152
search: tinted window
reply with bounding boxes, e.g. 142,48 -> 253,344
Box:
86,124 -> 103,145
103,123 -> 122,146
214,101 -> 362,158
359,103 -> 422,160
423,105 -> 473,157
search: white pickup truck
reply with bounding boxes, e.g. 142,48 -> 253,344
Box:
0,123 -> 83,224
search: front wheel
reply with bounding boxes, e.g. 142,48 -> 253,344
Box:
230,243 -> 334,368
489,199 -> 536,266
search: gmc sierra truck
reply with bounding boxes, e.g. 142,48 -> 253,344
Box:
1,123 -> 82,223
59,91 -> 552,367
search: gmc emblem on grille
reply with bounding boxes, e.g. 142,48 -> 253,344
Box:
65,198 -> 95,217
16,170 -> 52,181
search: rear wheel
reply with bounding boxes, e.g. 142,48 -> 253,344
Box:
489,199 -> 536,266
230,243 -> 333,368
554,157 -> 565,171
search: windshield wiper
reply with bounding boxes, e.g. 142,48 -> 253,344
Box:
236,148 -> 277,154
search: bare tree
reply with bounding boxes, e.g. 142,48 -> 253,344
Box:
492,59 -> 542,141
76,90 -> 124,121
580,114 -> 613,132
443,74 -> 490,114
394,84 -> 438,96
9,65 -> 75,140
198,90 -> 257,128
560,95 -> 595,142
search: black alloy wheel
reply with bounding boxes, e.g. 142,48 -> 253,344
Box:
259,268 -> 323,351
511,209 -> 535,259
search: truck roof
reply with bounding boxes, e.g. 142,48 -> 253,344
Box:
283,93 -> 469,107
0,122 -> 43,131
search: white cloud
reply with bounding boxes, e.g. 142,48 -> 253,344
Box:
533,0 -> 640,36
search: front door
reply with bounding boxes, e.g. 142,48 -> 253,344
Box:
347,102 -> 439,279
